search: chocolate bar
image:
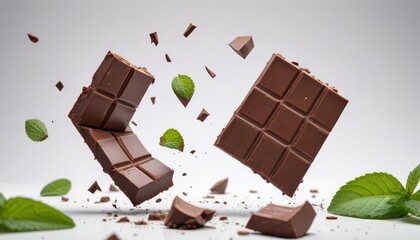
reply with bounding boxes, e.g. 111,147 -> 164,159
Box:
215,53 -> 348,197
246,201 -> 316,238
69,52 -> 173,206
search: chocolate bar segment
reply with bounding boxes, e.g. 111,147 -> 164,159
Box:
246,201 -> 316,238
215,53 -> 348,197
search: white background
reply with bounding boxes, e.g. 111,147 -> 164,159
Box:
0,0 -> 419,239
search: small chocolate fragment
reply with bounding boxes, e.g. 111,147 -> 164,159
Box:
131,121 -> 137,126
210,178 -> 228,194
246,201 -> 316,238
190,150 -> 196,155
326,216 -> 337,220
151,96 -> 156,105
183,23 -> 196,38
117,216 -> 130,223
228,36 -> 254,59
97,196 -> 110,203
238,231 -> 250,236
249,190 -> 257,194
165,54 -> 172,62
27,33 -> 39,43
135,220 -> 147,225
205,66 -> 216,78
196,108 -> 210,122
219,216 -> 228,221
106,233 -> 120,240
155,198 -> 162,203
182,192 -> 188,196
150,32 -> 159,46
109,184 -> 119,192
148,213 -> 167,221
88,181 -> 102,194
182,173 -> 187,176
55,81 -> 64,91
61,196 -> 69,202
164,196 -> 216,229
310,189 -> 319,193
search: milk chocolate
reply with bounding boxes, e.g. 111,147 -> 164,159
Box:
228,36 -> 254,59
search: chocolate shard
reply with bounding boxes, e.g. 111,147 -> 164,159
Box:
214,53 -> 348,197
27,33 -> 39,43
106,233 -> 120,240
164,196 -> 216,229
210,178 -> 228,194
150,32 -> 159,46
109,184 -> 119,192
246,201 -> 316,238
175,92 -> 190,107
148,213 -> 167,221
205,66 -> 216,78
228,36 -> 254,59
150,96 -> 156,105
135,220 -> 147,225
55,81 -> 64,91
88,181 -> 102,194
165,54 -> 172,62
117,216 -> 130,223
196,108 -> 210,122
183,23 -> 196,38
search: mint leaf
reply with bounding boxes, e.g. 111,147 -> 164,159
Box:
0,197 -> 75,232
0,193 -> 5,209
25,119 -> 48,142
40,179 -> 71,196
406,164 -> 420,197
411,190 -> 420,201
159,128 -> 184,152
405,200 -> 420,217
328,172 -> 408,219
171,74 -> 195,100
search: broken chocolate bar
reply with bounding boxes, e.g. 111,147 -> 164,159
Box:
215,53 -> 348,197
228,36 -> 254,59
246,201 -> 316,238
183,23 -> 196,38
164,196 -> 216,229
205,66 -> 216,78
210,178 -> 228,194
196,108 -> 210,122
150,32 -> 158,46
27,33 -> 39,43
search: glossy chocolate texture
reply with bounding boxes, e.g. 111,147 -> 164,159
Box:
246,201 -> 316,238
215,53 -> 348,197
228,36 -> 254,59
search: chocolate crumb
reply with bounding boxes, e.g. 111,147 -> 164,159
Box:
203,195 -> 214,199
326,216 -> 338,220
190,150 -> 196,154
27,33 -> 39,43
237,231 -> 250,236
95,196 -> 110,204
135,220 -> 147,225
149,32 -> 158,46
155,198 -> 162,203
131,121 -> 137,126
182,192 -> 188,196
88,181 -> 101,194
310,189 -> 319,193
219,216 -> 228,221
148,213 -> 167,221
165,54 -> 172,62
61,196 -> 69,202
205,66 -> 216,78
249,190 -> 258,194
106,233 -> 120,240
55,81 -> 64,91
112,203 -> 117,209
182,173 -> 187,176
117,217 -> 130,223
150,96 -> 156,105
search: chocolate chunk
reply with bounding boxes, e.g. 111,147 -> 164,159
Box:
310,189 -> 319,193
165,54 -> 172,62
164,196 -> 216,229
190,150 -> 196,155
183,23 -> 196,38
148,213 -> 167,221
228,36 -> 254,59
131,121 -> 137,126
27,33 -> 39,43
155,198 -> 162,203
150,32 -> 158,46
150,96 -> 156,105
61,196 -> 69,202
99,196 -> 110,203
88,181 -> 102,194
205,66 -> 216,78
182,173 -> 187,176
109,184 -> 119,192
55,81 -> 64,91
210,178 -> 228,194
196,108 -> 210,122
326,216 -> 337,220
214,53 -> 348,197
117,216 -> 130,223
135,220 -> 147,225
246,201 -> 316,238
237,231 -> 250,236
219,216 -> 228,221
106,233 -> 120,240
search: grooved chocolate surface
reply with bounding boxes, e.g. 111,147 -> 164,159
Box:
215,53 -> 348,197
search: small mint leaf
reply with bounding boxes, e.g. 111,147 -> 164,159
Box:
406,164 -> 420,197
0,197 -> 75,232
171,74 -> 195,100
328,172 -> 408,219
159,128 -> 184,152
40,179 -> 71,196
0,193 -> 5,209
405,200 -> 420,217
25,119 -> 48,142
411,190 -> 420,201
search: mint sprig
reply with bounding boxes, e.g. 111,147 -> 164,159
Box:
328,164 -> 420,219
0,194 -> 75,232
171,74 -> 195,100
40,179 -> 71,197
159,128 -> 184,152
0,193 -> 5,209
25,119 -> 48,142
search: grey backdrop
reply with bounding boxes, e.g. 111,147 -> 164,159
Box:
0,0 -> 419,195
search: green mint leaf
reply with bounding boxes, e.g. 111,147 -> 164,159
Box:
0,193 -> 5,209
159,128 -> 184,152
411,190 -> 420,201
405,200 -> 420,217
40,179 -> 71,196
0,197 -> 75,232
25,119 -> 48,142
171,74 -> 195,100
406,164 -> 420,197
328,172 -> 408,219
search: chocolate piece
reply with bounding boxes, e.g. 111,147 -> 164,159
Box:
69,51 -> 154,132
205,66 -> 216,78
148,213 -> 167,221
174,92 -> 191,107
210,178 -> 228,194
310,189 -> 319,193
155,198 -> 162,203
228,36 -> 254,59
165,54 -> 171,62
95,196 -> 110,203
246,201 -> 316,238
117,216 -> 130,223
249,190 -> 257,194
190,150 -> 196,155
61,196 -> 69,202
135,220 -> 147,225
326,216 -> 337,220
196,108 -> 210,122
109,184 -> 119,192
27,33 -> 39,43
215,53 -> 348,197
131,121 -> 137,126
150,96 -> 156,105
106,233 -> 120,240
55,81 -> 64,91
237,231 -> 250,236
182,172 -> 187,176
183,23 -> 196,38
219,216 -> 228,221
88,181 -> 102,194
150,32 -> 158,46
164,196 -> 216,229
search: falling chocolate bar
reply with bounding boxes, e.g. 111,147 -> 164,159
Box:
215,53 -> 348,197
228,36 -> 254,59
246,201 -> 316,238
